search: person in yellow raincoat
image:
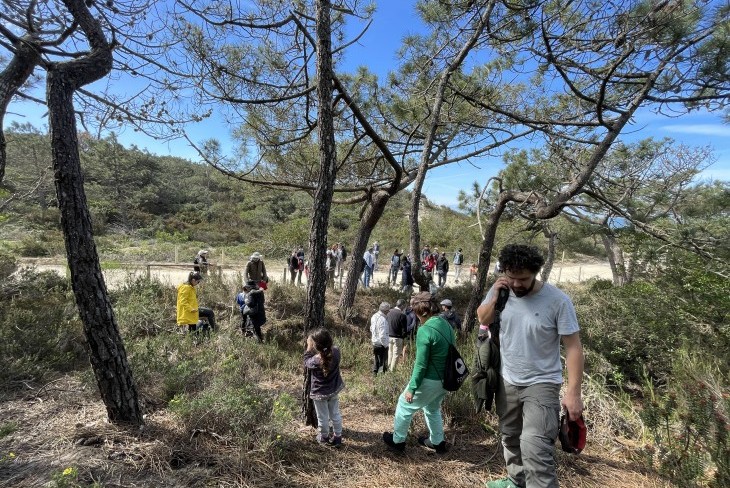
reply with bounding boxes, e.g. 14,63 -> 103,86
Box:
177,271 -> 204,334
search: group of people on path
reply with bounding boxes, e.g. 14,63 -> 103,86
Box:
363,245 -> 467,291
287,243 -> 348,288
304,243 -> 585,488
177,250 -> 269,342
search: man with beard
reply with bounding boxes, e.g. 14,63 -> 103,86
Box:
477,244 -> 584,488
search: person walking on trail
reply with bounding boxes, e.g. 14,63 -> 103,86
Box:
296,247 -> 306,286
420,244 -> 431,262
436,252 -> 449,288
246,251 -> 269,285
453,248 -> 464,283
304,328 -> 345,447
388,249 -> 402,286
478,244 -> 584,488
382,292 -> 453,454
193,249 -> 210,274
372,241 -> 381,271
386,299 -> 408,372
325,248 -> 336,289
288,249 -> 301,285
335,242 -> 347,278
370,302 -> 390,375
422,252 -> 436,284
236,280 -> 267,343
400,256 -> 414,294
177,272 -> 204,335
362,247 -> 375,288
439,299 -> 462,333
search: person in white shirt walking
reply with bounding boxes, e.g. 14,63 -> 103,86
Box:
453,248 -> 464,283
370,302 -> 390,375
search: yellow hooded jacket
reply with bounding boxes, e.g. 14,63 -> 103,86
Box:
176,283 -> 199,326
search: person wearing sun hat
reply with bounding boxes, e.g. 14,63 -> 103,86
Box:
193,249 -> 210,274
245,251 -> 269,285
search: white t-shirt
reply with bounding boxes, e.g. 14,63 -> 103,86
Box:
483,282 -> 579,386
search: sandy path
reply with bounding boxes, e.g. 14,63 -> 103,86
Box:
17,258 -> 612,290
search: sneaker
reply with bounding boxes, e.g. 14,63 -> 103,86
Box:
329,435 -> 342,447
485,477 -> 521,488
382,432 -> 405,452
417,435 -> 447,454
316,434 -> 329,444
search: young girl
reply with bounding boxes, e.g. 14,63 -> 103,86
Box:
304,328 -> 345,446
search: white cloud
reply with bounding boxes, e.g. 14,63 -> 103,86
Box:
660,124 -> 730,137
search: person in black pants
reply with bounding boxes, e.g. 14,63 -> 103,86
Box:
370,302 -> 390,375
236,280 -> 267,342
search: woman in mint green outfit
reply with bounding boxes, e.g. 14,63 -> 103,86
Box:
382,292 -> 453,453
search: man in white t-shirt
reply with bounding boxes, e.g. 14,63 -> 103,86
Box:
478,244 -> 584,488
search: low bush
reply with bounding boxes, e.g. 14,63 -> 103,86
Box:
640,350 -> 729,487
0,270 -> 86,386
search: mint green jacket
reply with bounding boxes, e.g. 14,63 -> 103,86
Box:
407,315 -> 454,393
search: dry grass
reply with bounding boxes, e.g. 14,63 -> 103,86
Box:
0,372 -> 676,488
0,286 -> 678,488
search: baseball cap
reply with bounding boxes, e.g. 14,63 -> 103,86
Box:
440,299 -> 452,307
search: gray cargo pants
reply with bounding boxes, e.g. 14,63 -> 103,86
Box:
495,381 -> 561,488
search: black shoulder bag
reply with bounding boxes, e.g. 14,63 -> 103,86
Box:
428,326 -> 469,392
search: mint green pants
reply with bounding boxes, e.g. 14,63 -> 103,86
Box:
392,378 -> 448,444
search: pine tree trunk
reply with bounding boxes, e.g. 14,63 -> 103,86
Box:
540,229 -> 557,282
463,199 -> 508,332
337,190 -> 390,319
44,0 -> 143,425
304,0 -> 337,331
601,233 -> 626,285
47,75 -> 143,426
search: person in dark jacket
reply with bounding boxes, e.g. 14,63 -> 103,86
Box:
193,249 -> 210,274
245,252 -> 269,284
386,299 -> 408,371
304,328 -> 345,446
236,280 -> 266,342
439,299 -> 462,333
436,252 -> 450,287
388,249 -> 402,286
401,256 -> 414,294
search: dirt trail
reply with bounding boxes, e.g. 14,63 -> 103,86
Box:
17,258 -> 613,290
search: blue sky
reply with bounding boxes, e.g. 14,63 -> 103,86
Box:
4,1 -> 729,208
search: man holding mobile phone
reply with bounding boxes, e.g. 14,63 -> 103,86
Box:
478,244 -> 584,488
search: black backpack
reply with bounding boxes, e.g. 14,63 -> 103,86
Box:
429,326 -> 469,392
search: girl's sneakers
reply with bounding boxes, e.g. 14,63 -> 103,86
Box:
316,434 -> 343,447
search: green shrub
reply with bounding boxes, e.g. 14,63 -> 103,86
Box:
112,276 -> 177,338
0,249 -> 17,279
640,350 -> 729,487
17,236 -> 50,257
0,270 -> 86,386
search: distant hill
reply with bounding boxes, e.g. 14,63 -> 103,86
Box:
1,128 -> 488,261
